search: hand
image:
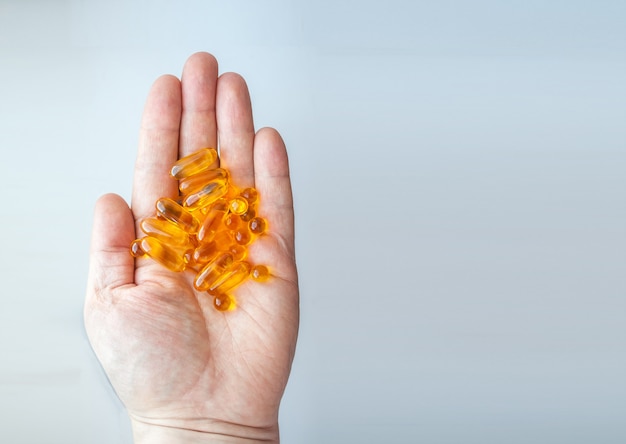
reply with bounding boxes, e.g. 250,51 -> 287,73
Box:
84,52 -> 299,444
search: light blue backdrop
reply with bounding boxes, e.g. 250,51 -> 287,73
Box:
0,1 -> 624,443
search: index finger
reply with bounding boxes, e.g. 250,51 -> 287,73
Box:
131,74 -> 182,228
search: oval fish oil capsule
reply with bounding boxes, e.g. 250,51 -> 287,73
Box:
229,197 -> 248,215
233,227 -> 252,245
228,244 -> 247,261
239,207 -> 256,222
183,180 -> 229,210
156,198 -> 200,234
194,252 -> 234,291
140,236 -> 189,272
130,239 -> 145,257
207,261 -> 252,296
140,217 -> 191,247
250,265 -> 270,282
197,206 -> 228,243
240,187 -> 258,204
248,217 -> 267,235
214,294 -> 234,311
170,148 -> 218,179
192,241 -> 219,265
223,213 -> 241,231
178,168 -> 229,196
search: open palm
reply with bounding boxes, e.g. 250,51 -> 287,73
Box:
84,53 -> 299,443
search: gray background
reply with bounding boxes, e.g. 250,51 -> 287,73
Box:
1,1 -> 625,443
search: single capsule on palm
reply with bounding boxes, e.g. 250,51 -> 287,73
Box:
197,205 -> 228,243
170,148 -> 218,179
248,217 -> 267,235
250,265 -> 270,282
138,236 -> 190,272
178,168 -> 229,196
192,241 -> 219,265
182,178 -> 228,211
223,213 -> 241,231
207,261 -> 252,296
156,198 -> 200,234
194,252 -> 234,291
140,217 -> 192,248
240,187 -> 258,205
213,294 -> 234,311
233,227 -> 252,245
229,196 -> 248,215
239,207 -> 256,222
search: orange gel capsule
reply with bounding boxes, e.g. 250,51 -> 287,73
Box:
170,148 -> 218,179
140,237 -> 189,272
239,207 -> 256,222
178,168 -> 229,196
183,180 -> 228,210
130,239 -> 145,257
228,244 -> 247,261
208,261 -> 252,296
197,206 -> 228,243
211,198 -> 230,212
248,217 -> 267,235
240,187 -> 258,204
223,213 -> 241,230
229,197 -> 248,215
194,252 -> 233,291
250,265 -> 270,282
214,294 -> 234,311
156,198 -> 200,234
140,217 -> 191,247
233,228 -> 252,245
192,241 -> 219,265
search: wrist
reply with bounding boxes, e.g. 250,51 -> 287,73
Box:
131,417 -> 279,444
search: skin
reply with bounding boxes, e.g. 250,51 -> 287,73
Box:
84,52 -> 299,444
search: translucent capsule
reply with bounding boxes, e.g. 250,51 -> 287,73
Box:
211,198 -> 230,212
194,252 -> 233,291
239,207 -> 256,222
240,187 -> 258,204
207,261 -> 251,296
156,198 -> 200,234
223,213 -> 241,231
233,228 -> 252,245
140,236 -> 189,272
178,168 -> 229,196
170,148 -> 218,179
197,206 -> 228,243
228,244 -> 247,261
140,217 -> 191,247
130,239 -> 144,257
250,265 -> 270,282
214,294 -> 234,311
248,217 -> 267,235
183,180 -> 229,210
229,197 -> 248,215
192,241 -> 219,265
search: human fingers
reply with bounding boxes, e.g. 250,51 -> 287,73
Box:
216,72 -> 255,188
86,193 -> 135,301
179,52 -> 219,158
131,75 -> 182,230
252,127 -> 296,261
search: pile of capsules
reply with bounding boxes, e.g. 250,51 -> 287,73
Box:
130,147 -> 270,311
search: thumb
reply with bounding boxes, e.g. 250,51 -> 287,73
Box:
86,193 -> 136,300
